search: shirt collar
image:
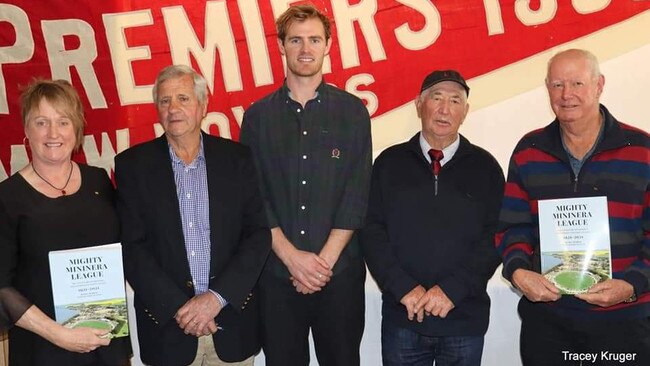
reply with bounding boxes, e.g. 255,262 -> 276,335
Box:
168,133 -> 205,167
561,110 -> 606,161
281,79 -> 327,103
419,133 -> 460,166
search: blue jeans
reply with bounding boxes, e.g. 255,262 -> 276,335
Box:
381,321 -> 484,366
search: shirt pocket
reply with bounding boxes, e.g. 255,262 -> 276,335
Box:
317,129 -> 348,175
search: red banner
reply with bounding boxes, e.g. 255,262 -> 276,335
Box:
1,0 -> 649,179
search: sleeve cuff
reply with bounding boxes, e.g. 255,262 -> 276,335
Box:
0,287 -> 32,331
623,270 -> 648,297
208,290 -> 228,307
502,258 -> 532,282
333,215 -> 365,230
437,277 -> 471,306
265,205 -> 278,228
386,273 -> 420,303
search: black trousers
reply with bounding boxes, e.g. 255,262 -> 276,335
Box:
259,261 -> 366,366
518,299 -> 650,366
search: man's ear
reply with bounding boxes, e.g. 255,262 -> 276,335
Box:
461,103 -> 470,125
414,95 -> 422,119
201,101 -> 208,119
596,74 -> 605,97
277,38 -> 285,56
324,38 -> 332,56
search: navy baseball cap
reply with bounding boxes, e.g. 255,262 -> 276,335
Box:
420,70 -> 470,96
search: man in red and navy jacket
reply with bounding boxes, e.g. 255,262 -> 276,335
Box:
496,49 -> 650,366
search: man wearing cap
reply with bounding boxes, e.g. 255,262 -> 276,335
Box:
361,70 -> 504,365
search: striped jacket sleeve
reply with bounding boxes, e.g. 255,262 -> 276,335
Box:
495,147 -> 536,281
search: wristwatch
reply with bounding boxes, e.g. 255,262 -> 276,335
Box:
624,292 -> 637,303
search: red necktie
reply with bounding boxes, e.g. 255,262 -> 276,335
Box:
428,149 -> 444,176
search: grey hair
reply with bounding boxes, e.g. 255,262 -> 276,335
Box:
418,83 -> 468,103
546,49 -> 601,81
152,65 -> 208,105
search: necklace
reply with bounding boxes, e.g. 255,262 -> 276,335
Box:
31,161 -> 74,196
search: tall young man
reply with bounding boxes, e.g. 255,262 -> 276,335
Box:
240,5 -> 372,365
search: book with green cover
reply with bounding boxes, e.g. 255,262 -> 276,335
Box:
539,196 -> 612,295
48,242 -> 129,338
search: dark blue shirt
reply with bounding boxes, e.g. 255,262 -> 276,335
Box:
240,81 -> 372,277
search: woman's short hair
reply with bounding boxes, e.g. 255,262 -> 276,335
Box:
20,79 -> 86,152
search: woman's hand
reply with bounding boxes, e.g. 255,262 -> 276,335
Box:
50,326 -> 111,353
16,304 -> 111,353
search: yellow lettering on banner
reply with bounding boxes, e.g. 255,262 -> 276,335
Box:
483,0 -> 505,35
394,0 -> 441,50
153,123 -> 165,137
331,0 -> 386,69
238,0 -> 274,87
10,145 -> 28,177
0,146 -> 26,179
515,0 -> 557,26
163,2 -> 242,93
572,0 -> 611,15
82,129 -> 130,175
0,145 -> 28,179
346,73 -> 378,116
231,106 -> 245,127
102,10 -> 154,106
42,19 -> 107,109
0,4 -> 34,114
0,145 -> 29,182
0,160 -> 6,181
202,112 -> 232,139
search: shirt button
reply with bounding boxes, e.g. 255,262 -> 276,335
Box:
189,222 -> 193,228
301,180 -> 307,185
191,250 -> 195,256
302,155 -> 307,159
302,131 -> 307,135
300,230 -> 305,235
186,193 -> 191,199
297,108 -> 301,113
301,205 -> 306,210
184,168 -> 189,173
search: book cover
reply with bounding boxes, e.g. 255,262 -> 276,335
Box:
538,196 -> 612,295
48,242 -> 129,338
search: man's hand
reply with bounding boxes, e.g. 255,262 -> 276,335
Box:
318,229 -> 354,272
414,285 -> 455,318
512,269 -> 561,302
175,292 -> 223,336
272,227 -> 332,293
400,285 -> 426,322
285,248 -> 332,293
290,245 -> 340,294
575,279 -> 634,307
291,277 -> 316,294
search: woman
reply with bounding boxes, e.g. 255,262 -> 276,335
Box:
0,80 -> 131,365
